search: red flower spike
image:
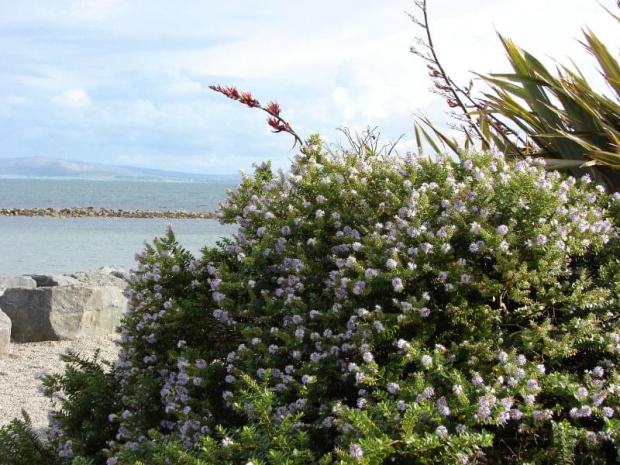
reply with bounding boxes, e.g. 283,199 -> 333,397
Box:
267,117 -> 283,132
210,84 -> 303,148
266,101 -> 281,116
228,87 -> 240,100
240,92 -> 259,108
209,85 -> 241,101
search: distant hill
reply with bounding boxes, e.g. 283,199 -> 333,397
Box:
0,157 -> 236,182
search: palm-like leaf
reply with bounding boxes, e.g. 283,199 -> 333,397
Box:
410,2 -> 620,191
478,31 -> 620,191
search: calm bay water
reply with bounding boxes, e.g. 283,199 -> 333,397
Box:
0,177 -> 238,211
0,178 -> 240,276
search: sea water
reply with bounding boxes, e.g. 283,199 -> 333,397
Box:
0,178 -> 240,276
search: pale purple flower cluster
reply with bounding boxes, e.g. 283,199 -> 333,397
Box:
92,147 -> 620,463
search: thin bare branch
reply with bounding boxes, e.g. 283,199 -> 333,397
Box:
408,0 -> 531,153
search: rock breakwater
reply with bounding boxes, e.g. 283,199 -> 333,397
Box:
0,207 -> 217,219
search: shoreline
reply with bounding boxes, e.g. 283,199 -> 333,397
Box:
0,335 -> 120,434
0,207 -> 217,219
0,268 -> 124,433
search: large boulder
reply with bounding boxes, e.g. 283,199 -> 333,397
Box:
0,308 -> 10,355
94,265 -> 130,282
29,266 -> 130,289
0,267 -> 129,342
29,274 -> 80,287
71,267 -> 128,288
0,284 -> 126,342
0,276 -> 37,296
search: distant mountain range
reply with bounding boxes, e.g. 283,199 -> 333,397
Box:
0,157 -> 236,182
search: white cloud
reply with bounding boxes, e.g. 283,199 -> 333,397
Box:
424,0 -> 619,91
332,87 -> 348,104
5,95 -> 28,105
70,0 -> 124,21
2,0 -> 618,173
168,73 -> 202,95
53,88 -> 91,108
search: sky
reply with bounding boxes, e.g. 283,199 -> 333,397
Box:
1,0 -> 618,175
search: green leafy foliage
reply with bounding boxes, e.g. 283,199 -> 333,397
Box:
1,4 -> 618,463
0,411 -> 59,465
40,350 -> 122,463
478,31 -> 620,190
15,138 -> 619,464
411,1 -> 620,192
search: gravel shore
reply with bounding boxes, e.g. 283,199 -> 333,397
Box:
0,335 -> 119,436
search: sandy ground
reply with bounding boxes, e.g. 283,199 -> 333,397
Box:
0,335 -> 119,436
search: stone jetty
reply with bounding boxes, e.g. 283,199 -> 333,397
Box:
0,207 -> 216,219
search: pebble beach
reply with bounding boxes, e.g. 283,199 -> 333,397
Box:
0,335 -> 119,435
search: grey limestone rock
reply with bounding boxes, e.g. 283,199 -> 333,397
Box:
0,276 -> 37,296
0,268 -> 129,342
0,308 -> 10,355
0,284 -> 126,342
29,274 -> 81,287
97,265 -> 130,282
72,267 -> 128,289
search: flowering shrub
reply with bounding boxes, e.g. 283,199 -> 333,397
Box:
31,138 -> 620,463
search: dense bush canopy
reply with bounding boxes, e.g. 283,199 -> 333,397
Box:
25,137 -> 620,464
